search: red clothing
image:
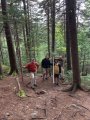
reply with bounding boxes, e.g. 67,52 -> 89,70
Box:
26,62 -> 39,72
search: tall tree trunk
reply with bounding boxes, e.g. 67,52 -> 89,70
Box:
22,25 -> 29,61
31,27 -> 36,59
82,53 -> 86,74
0,46 -> 4,65
0,48 -> 3,77
14,20 -> 24,82
47,0 -> 50,57
65,0 -> 71,70
65,0 -> 81,93
27,0 -> 32,60
0,37 -> 3,75
51,0 -> 55,52
36,22 -> 39,58
22,0 -> 31,61
1,0 -> 18,75
0,34 -> 4,65
0,62 -> 2,76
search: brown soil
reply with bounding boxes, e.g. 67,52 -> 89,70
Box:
0,74 -> 90,120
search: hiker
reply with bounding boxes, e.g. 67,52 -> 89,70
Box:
59,56 -> 64,80
54,59 -> 60,85
41,55 -> 51,80
24,58 -> 39,89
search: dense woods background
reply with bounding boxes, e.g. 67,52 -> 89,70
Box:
0,0 -> 90,91
1,1 -> 90,119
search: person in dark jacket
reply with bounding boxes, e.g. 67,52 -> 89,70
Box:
41,56 -> 51,80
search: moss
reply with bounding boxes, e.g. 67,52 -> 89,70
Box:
17,89 -> 26,97
2,65 -> 10,74
0,75 -> 3,80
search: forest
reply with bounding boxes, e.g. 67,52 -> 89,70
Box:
0,0 -> 90,120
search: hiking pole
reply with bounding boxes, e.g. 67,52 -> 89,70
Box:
52,56 -> 55,84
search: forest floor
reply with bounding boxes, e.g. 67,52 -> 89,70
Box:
0,74 -> 90,120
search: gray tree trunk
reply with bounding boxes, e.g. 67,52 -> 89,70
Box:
1,0 -> 18,75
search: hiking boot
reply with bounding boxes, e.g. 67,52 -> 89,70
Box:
34,84 -> 37,87
55,82 -> 59,86
54,82 -> 59,86
31,86 -> 35,90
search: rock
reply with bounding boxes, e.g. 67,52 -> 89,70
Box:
36,90 -> 46,95
31,111 -> 38,119
6,113 -> 10,116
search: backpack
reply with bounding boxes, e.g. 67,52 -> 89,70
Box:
54,64 -> 59,74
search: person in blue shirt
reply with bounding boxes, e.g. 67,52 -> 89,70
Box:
41,55 -> 51,80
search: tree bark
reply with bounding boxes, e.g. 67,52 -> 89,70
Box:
47,0 -> 51,57
14,20 -> 24,82
82,53 -> 86,75
1,0 -> 18,75
0,40 -> 3,75
22,25 -> 29,61
65,0 -> 81,92
65,2 -> 71,70
51,0 -> 55,52
22,0 -> 31,61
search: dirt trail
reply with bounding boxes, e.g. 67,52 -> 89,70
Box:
0,75 -> 90,120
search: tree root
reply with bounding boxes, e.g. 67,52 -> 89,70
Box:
61,85 -> 73,92
8,69 -> 18,75
61,82 -> 88,94
53,103 -> 90,120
